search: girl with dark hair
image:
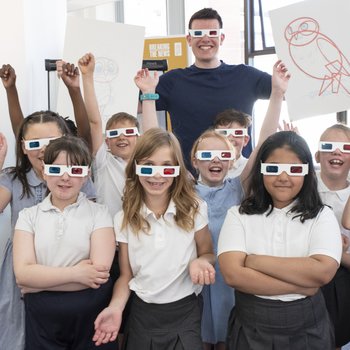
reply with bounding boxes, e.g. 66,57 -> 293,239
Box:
218,131 -> 342,349
0,112 -> 95,350
93,128 -> 216,350
13,135 -> 116,349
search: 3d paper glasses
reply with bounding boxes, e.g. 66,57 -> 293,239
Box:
215,128 -> 248,137
44,164 -> 89,177
261,163 -> 309,176
188,29 -> 221,37
195,150 -> 235,161
318,142 -> 350,153
23,137 -> 58,150
106,127 -> 139,138
135,164 -> 180,177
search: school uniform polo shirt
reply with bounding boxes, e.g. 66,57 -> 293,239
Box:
115,199 -> 208,304
218,203 -> 342,301
227,156 -> 248,179
93,142 -> 126,217
15,192 -> 112,267
317,172 -> 350,242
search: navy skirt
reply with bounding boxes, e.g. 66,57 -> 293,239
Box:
227,290 -> 334,350
321,265 -> 350,347
24,279 -> 117,350
122,293 -> 202,350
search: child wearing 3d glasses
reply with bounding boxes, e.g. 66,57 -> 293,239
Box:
13,135 -> 117,349
93,128 -> 215,350
218,130 -> 342,349
315,123 -> 350,349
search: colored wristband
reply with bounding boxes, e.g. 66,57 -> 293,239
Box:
140,93 -> 159,101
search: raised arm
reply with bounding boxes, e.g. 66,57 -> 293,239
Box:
0,64 -> 24,136
134,68 -> 159,132
0,132 -> 7,170
57,60 -> 92,150
78,53 -> 104,155
240,60 -> 290,191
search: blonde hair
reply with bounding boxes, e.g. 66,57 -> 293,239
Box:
190,129 -> 234,167
122,128 -> 200,234
320,123 -> 350,141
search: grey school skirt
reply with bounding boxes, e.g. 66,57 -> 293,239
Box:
122,293 -> 203,350
227,290 -> 334,350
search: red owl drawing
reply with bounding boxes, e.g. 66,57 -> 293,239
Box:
284,17 -> 350,96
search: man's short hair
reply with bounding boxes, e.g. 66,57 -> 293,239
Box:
188,8 -> 223,29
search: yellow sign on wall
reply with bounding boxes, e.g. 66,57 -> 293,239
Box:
143,36 -> 189,71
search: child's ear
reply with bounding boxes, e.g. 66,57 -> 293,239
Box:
21,140 -> 28,155
315,151 -> 320,163
41,162 -> 47,180
243,135 -> 250,147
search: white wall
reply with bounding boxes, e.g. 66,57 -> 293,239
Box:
0,0 -> 66,249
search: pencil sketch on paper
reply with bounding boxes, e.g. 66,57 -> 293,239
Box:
284,17 -> 350,96
94,57 -> 119,122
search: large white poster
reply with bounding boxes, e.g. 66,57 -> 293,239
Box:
270,0 -> 350,121
57,17 -> 145,127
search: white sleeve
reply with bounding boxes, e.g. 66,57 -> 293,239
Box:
114,210 -> 128,243
15,207 -> 35,234
194,199 -> 209,231
92,203 -> 113,230
217,205 -> 247,256
308,206 -> 342,263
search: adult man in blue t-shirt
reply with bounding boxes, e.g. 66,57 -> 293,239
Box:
146,8 -> 272,170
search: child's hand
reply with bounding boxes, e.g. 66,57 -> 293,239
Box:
272,60 -> 290,95
72,259 -> 110,288
78,52 -> 95,76
93,306 -> 121,346
58,61 -> 80,89
278,120 -> 300,134
189,258 -> 215,285
134,68 -> 159,94
0,64 -> 17,89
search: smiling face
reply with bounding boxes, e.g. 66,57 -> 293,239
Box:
315,128 -> 350,187
105,119 -> 138,161
43,151 -> 87,210
193,135 -> 232,187
22,122 -> 64,177
263,147 -> 305,209
186,18 -> 225,68
137,145 -> 176,204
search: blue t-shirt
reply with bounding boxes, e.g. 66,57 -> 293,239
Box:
156,62 -> 272,168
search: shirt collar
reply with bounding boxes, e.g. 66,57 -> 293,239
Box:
40,192 -> 86,212
316,171 -> 349,201
142,199 -> 176,219
27,168 -> 45,187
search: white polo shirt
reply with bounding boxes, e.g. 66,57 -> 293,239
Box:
227,156 -> 248,179
93,142 -> 127,217
218,203 -> 342,301
15,192 -> 113,267
115,199 -> 208,304
317,172 -> 350,246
